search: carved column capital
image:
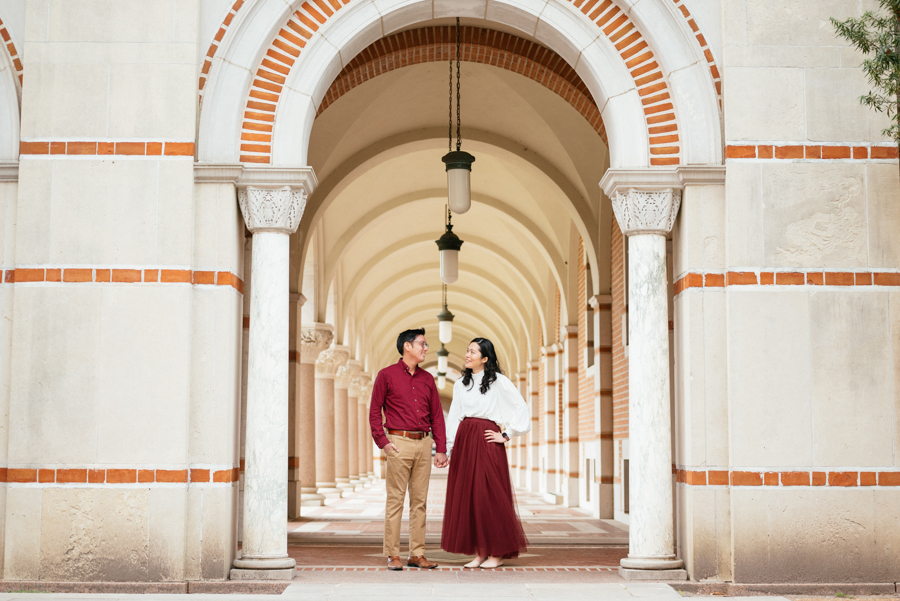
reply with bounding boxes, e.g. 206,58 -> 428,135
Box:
610,189 -> 682,236
316,345 -> 350,378
236,166 -> 317,235
336,359 -> 362,390
299,323 -> 334,364
237,186 -> 307,234
352,373 -> 371,400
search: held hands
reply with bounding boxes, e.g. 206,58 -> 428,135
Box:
434,452 -> 449,468
484,430 -> 507,444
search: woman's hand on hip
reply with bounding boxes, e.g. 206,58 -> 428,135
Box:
484,430 -> 506,444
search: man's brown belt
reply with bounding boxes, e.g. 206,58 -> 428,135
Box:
387,429 -> 429,440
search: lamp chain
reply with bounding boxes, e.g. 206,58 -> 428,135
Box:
456,17 -> 461,152
448,32 -> 453,152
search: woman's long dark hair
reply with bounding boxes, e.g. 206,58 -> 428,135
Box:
461,337 -> 502,394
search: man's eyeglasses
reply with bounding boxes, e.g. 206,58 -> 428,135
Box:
413,341 -> 429,350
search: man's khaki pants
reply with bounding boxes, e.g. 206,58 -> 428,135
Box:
383,433 -> 433,557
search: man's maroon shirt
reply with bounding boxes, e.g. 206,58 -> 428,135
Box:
369,359 -> 447,452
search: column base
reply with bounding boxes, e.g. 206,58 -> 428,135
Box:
300,493 -> 325,507
336,481 -> 355,492
618,567 -> 687,581
542,492 -> 564,505
231,568 -> 295,581
315,484 -> 343,499
620,556 -> 684,570
300,487 -> 325,506
232,556 -> 296,578
620,556 -> 685,580
349,477 -> 362,490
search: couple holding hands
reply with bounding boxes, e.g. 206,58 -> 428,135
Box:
369,328 -> 531,571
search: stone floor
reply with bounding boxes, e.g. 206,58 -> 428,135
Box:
0,582 -> 769,601
287,474 -> 630,558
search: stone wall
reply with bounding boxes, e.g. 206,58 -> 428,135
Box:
673,0 -> 900,583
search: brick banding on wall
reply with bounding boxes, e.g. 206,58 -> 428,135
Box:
0,17 -> 23,87
675,270 -> 900,296
239,1 -> 682,166
725,144 -> 899,161
19,141 -> 196,157
315,26 -> 608,146
4,267 -> 244,294
0,466 -> 240,484
676,468 -> 900,487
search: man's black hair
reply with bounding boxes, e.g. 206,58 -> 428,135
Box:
396,328 -> 426,356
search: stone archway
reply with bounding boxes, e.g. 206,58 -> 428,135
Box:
197,0 -> 725,581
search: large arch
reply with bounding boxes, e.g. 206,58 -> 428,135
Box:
0,16 -> 20,161
198,0 -> 722,170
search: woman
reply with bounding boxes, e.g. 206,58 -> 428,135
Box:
441,337 -> 531,569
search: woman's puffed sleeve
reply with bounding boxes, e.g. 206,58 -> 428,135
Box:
497,375 -> 531,437
445,380 -> 464,456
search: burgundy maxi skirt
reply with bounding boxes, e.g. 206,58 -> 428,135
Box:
441,417 -> 528,558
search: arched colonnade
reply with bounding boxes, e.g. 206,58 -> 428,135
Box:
190,0 -> 724,580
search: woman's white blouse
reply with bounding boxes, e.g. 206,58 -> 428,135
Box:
445,371 -> 531,455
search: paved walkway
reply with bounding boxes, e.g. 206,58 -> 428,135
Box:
0,584 -> 796,601
287,473 -> 629,572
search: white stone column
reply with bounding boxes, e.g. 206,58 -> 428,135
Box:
231,167 -> 316,579
605,180 -> 686,579
356,374 -> 372,485
334,359 -> 360,492
345,365 -> 363,489
362,381 -> 376,479
315,345 -> 350,497
298,323 -> 333,506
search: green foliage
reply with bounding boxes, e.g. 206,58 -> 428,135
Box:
831,0 -> 900,145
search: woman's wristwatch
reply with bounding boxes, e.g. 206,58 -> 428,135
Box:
502,432 -> 510,441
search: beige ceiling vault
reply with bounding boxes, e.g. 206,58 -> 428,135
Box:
292,41 -> 612,376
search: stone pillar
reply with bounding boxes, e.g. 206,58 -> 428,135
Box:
541,344 -> 562,503
362,381 -> 376,479
298,323 -> 333,507
287,293 -> 304,519
232,167 -> 316,579
334,359 -> 361,492
315,345 -> 350,497
602,174 -> 686,580
356,374 -> 372,485
527,361 -> 540,492
589,294 -> 615,519
346,366 -> 363,489
561,326 -> 580,506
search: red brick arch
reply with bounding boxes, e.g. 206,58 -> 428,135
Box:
315,26 -> 608,142
238,0 -> 686,166
0,17 -> 23,87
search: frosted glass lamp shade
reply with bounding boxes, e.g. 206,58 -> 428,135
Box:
439,320 -> 452,344
447,169 -> 471,214
442,150 -> 475,215
437,373 -> 446,390
437,343 -> 450,373
436,223 -> 463,286
440,249 -> 459,285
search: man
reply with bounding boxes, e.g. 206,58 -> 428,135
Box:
369,328 -> 448,571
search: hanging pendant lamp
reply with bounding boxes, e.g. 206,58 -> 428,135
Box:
442,17 -> 475,214
436,205 -> 463,285
437,284 -> 454,344
437,343 -> 449,374
437,372 -> 447,390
